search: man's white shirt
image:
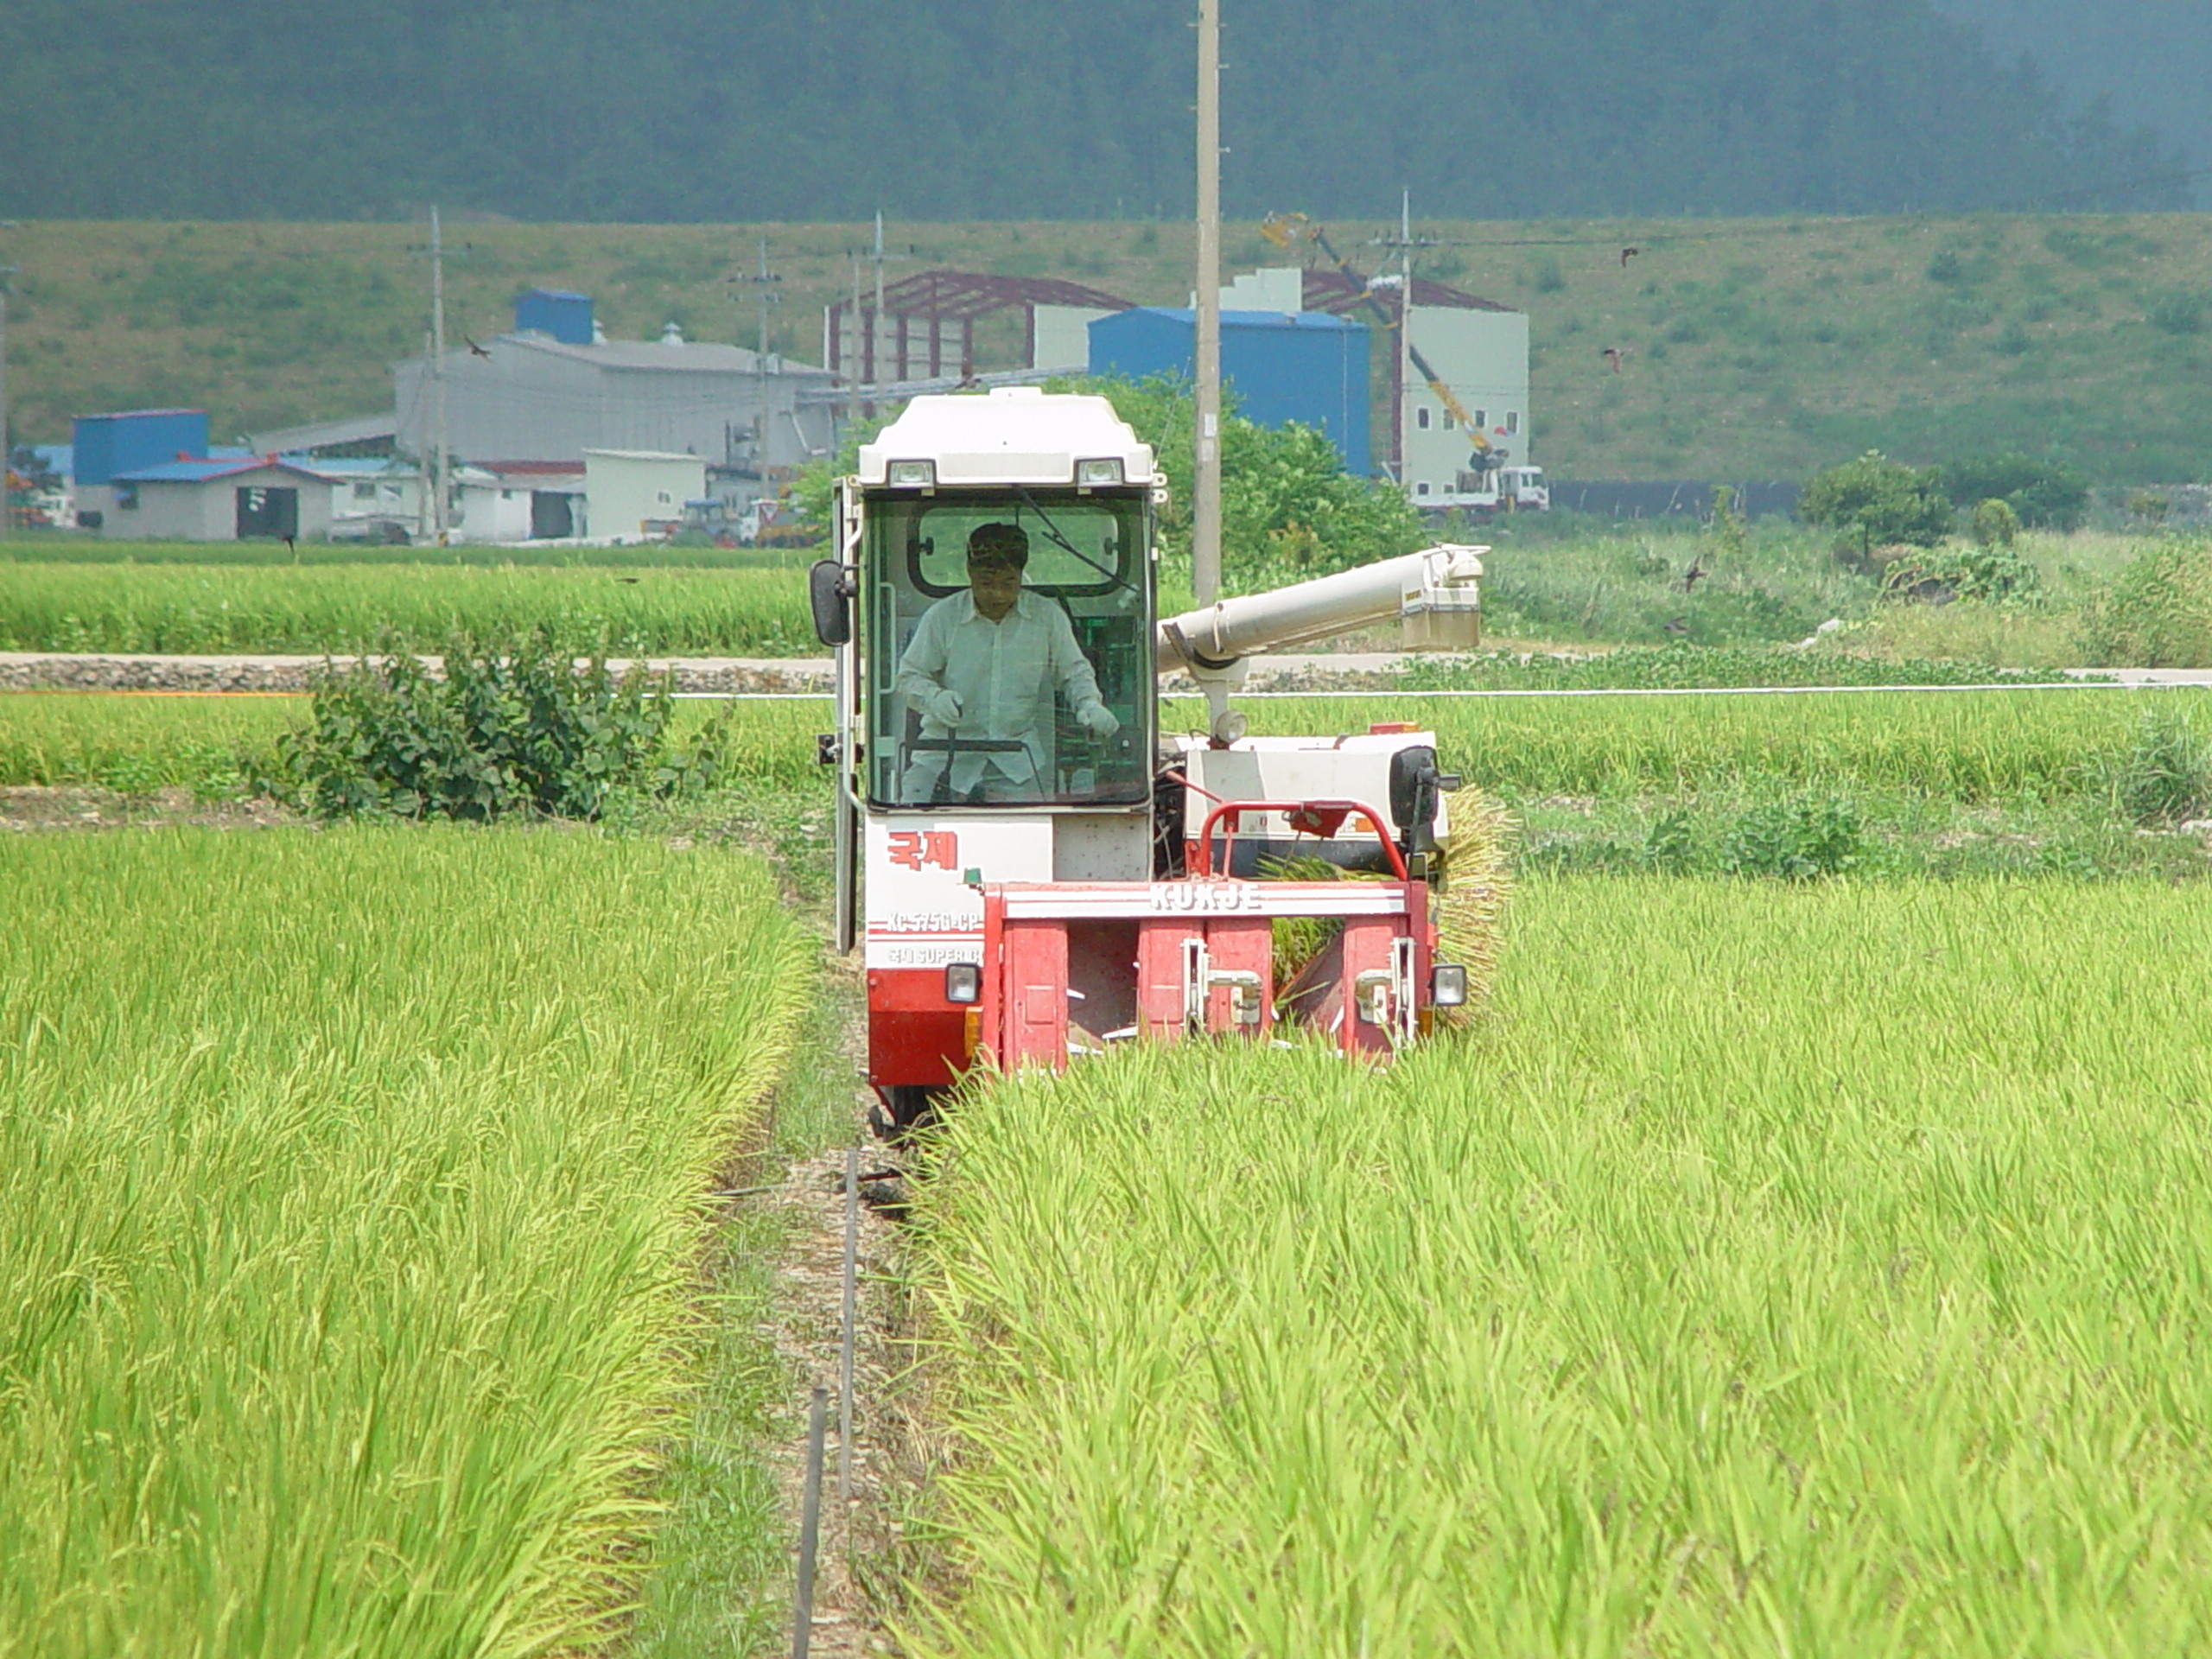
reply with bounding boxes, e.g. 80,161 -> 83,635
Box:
892,587 -> 1115,798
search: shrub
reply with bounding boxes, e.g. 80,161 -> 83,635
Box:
2074,542 -> 2212,668
1881,543 -> 2040,603
1800,452 -> 1953,551
2092,707 -> 2212,824
2149,292 -> 2208,336
275,627 -> 725,820
1719,796 -> 1862,880
1937,453 -> 2089,531
1969,497 -> 2020,549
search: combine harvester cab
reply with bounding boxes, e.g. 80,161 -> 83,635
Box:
810,386 -> 1484,1130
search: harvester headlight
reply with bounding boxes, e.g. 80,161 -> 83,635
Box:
887,460 -> 937,487
944,962 -> 982,1004
1074,457 -> 1125,486
1430,963 -> 1469,1007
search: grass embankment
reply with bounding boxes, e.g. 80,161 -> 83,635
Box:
1466,523 -> 2212,666
0,829 -> 814,1656
10,213 -> 2212,483
909,877 -> 2212,1655
0,560 -> 813,656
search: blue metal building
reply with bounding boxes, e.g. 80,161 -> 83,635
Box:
73,410 -> 211,487
513,289 -> 596,346
1086,308 -> 1369,474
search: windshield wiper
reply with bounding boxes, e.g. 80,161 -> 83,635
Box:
1013,485 -> 1140,594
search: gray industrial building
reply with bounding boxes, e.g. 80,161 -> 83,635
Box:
394,291 -> 839,512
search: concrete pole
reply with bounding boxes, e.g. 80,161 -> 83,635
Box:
429,206 -> 452,544
0,282 -> 10,542
1192,0 -> 1223,606
1398,188 -> 1414,495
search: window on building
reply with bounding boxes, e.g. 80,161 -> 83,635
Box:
1442,410 -> 1456,430
353,481 -> 377,501
1415,406 -> 1432,430
116,485 -> 139,511
657,490 -> 672,504
383,482 -> 404,502
1473,409 -> 1488,429
1414,481 -> 1431,497
1506,410 -> 1520,435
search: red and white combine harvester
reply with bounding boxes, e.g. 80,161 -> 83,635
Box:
809,387 -> 1485,1132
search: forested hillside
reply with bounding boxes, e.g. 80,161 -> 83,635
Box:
1936,0 -> 2212,205
0,0 -> 2186,221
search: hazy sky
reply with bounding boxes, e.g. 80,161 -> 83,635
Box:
1934,0 -> 2212,201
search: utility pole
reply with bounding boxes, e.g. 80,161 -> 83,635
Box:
429,206 -> 450,545
1192,0 -> 1223,606
0,266 -> 16,543
1398,188 -> 1414,493
728,238 -> 783,483
737,235 -> 781,367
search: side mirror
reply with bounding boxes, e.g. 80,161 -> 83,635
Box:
1387,744 -> 1445,856
809,559 -> 854,647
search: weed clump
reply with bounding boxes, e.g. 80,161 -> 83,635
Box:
276,626 -> 728,820
2092,706 -> 2212,825
2075,542 -> 2212,668
1719,794 -> 1863,879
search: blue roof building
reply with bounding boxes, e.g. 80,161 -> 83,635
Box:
72,410 -> 211,486
1087,308 -> 1369,474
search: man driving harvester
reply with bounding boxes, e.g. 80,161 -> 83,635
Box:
893,521 -> 1121,803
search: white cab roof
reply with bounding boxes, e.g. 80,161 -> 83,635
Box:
856,386 -> 1157,486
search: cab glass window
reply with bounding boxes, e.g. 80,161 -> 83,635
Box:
861,488 -> 1152,810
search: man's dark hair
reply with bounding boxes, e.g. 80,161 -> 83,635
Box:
966,522 -> 1030,570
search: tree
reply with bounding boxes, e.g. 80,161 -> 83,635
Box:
1938,453 -> 2089,531
1064,374 -> 1427,591
1799,452 -> 1954,550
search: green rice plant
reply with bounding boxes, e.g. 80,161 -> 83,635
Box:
1198,690 -> 2208,802
0,561 -> 812,655
906,877 -> 2212,1656
1398,645 -> 2074,691
0,829 -> 814,1657
2,540 -> 815,571
0,692 -> 297,792
0,692 -> 833,796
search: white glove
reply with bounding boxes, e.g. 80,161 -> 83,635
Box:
926,689 -> 963,727
1077,703 -> 1120,738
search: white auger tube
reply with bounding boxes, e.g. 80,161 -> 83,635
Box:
1155,543 -> 1484,674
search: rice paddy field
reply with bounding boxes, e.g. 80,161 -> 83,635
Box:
5,660 -> 2209,1653
0,560 -> 814,655
0,691 -> 829,794
7,686 -> 2202,804
908,876 -> 2212,1656
0,830 -> 814,1657
1191,689 -> 2205,801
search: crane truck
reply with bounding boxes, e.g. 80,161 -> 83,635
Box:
1260,213 -> 1548,516
810,385 -> 1486,1133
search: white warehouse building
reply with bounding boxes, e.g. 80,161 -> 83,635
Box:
394,291 -> 839,507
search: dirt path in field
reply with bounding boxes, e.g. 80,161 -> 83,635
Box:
753,971 -> 925,1657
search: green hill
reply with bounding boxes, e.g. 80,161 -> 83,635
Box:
6,214 -> 2212,486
